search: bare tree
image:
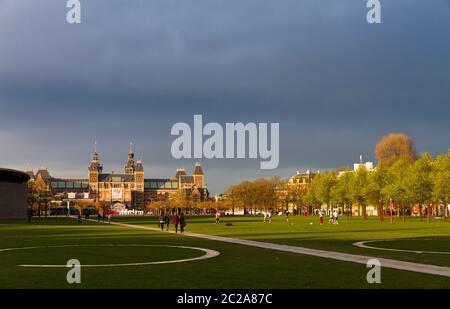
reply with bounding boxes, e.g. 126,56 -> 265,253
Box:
375,133 -> 417,167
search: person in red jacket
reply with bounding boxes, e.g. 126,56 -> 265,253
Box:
173,211 -> 179,233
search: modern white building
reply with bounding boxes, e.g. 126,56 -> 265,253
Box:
353,155 -> 374,172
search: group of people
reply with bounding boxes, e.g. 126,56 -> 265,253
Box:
318,210 -> 339,225
159,210 -> 186,234
262,211 -> 272,223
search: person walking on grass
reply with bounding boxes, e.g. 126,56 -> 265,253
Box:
179,212 -> 186,234
215,210 -> 221,224
215,210 -> 220,224
333,210 -> 339,224
164,212 -> 170,231
319,209 -> 324,225
173,211 -> 180,233
27,207 -> 32,224
159,212 -> 165,231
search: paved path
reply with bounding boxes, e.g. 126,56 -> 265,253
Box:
87,218 -> 450,278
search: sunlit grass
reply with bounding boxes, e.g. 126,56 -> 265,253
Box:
114,215 -> 450,266
0,216 -> 449,288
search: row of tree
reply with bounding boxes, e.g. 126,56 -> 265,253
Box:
220,151 -> 449,221
225,177 -> 281,215
305,152 -> 449,221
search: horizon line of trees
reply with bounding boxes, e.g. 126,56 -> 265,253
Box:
220,149 -> 449,221
306,151 -> 449,221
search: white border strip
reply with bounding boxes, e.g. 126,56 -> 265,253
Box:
353,240 -> 450,255
0,244 -> 219,268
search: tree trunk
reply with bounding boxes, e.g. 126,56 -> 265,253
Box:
402,201 -> 405,223
379,202 -> 382,223
390,199 -> 393,224
445,201 -> 448,221
427,204 -> 431,223
394,201 -> 397,222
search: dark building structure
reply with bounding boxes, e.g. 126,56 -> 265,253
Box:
0,168 -> 30,219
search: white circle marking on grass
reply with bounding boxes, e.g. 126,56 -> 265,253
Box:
0,244 -> 220,268
353,240 -> 450,255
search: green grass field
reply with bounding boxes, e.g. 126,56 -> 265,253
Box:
113,215 -> 450,267
0,215 -> 449,288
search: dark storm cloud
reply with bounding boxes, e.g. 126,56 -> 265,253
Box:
0,0 -> 449,193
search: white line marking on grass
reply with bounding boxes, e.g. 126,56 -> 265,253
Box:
353,240 -> 450,255
82,217 -> 450,278
0,244 -> 219,268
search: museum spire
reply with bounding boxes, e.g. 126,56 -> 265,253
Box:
89,141 -> 102,173
125,142 -> 136,174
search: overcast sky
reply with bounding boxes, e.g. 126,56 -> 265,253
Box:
0,0 -> 449,194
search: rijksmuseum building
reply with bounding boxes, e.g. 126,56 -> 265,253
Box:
27,146 -> 208,209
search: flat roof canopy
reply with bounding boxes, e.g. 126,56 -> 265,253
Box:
0,168 -> 31,184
